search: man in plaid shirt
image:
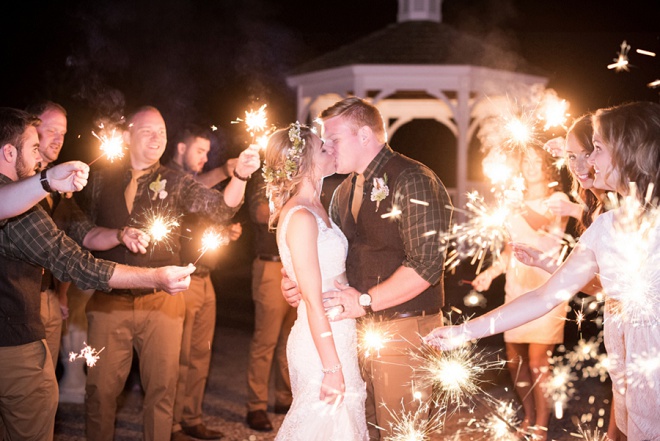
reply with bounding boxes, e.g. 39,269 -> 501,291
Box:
282,97 -> 453,440
0,107 -> 194,441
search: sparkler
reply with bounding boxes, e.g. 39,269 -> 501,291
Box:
607,40 -> 631,71
357,319 -> 394,359
88,126 -> 125,165
383,404 -> 443,441
441,191 -> 520,274
232,104 -> 272,146
415,343 -> 506,411
193,227 -> 230,266
69,342 -> 105,367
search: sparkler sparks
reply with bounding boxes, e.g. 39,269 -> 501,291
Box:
69,343 -> 105,367
89,126 -> 125,165
193,227 -> 230,266
384,405 -> 443,441
233,104 -> 272,144
415,344 -> 506,410
357,319 -> 394,359
441,191 -> 520,273
607,40 -> 631,71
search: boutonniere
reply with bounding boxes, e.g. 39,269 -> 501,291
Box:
149,174 -> 168,200
370,173 -> 389,212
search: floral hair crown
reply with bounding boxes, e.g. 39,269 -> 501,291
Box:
262,121 -> 308,183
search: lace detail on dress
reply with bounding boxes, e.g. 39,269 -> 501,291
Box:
275,205 -> 368,441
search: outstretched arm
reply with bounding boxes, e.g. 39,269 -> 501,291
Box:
286,209 -> 344,405
108,263 -> 196,295
0,161 -> 89,221
424,243 -> 598,350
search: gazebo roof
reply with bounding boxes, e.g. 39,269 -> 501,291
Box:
292,20 -> 542,76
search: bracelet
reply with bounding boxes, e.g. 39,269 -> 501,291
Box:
233,169 -> 251,182
40,168 -> 53,193
321,363 -> 342,374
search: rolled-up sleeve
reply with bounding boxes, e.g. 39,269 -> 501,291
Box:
394,168 -> 452,285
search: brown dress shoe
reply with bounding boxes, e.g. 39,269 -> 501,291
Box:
171,431 -> 195,441
246,410 -> 273,432
181,423 -> 224,440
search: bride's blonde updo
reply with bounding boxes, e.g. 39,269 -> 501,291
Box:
262,122 -> 318,229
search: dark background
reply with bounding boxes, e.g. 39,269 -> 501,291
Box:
2,0 -> 658,335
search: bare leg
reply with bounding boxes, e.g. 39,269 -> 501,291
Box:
528,343 -> 555,441
506,343 -> 535,430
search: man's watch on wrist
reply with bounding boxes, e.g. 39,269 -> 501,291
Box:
40,168 -> 53,193
359,293 -> 373,314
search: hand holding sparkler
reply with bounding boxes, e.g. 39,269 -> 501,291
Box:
154,264 -> 196,294
422,324 -> 472,351
46,161 -> 90,193
117,226 -> 151,254
232,147 -> 261,181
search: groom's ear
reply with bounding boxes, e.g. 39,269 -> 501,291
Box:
357,126 -> 371,145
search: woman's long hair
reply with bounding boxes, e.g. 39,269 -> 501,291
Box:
593,102 -> 660,203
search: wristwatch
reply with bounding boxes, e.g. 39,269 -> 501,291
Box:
359,292 -> 373,314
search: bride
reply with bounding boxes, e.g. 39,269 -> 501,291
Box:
262,122 -> 368,440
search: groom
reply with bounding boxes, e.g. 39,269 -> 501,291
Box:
283,97 -> 452,439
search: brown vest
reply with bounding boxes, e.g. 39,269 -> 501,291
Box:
336,152 -> 443,318
0,252 -> 44,346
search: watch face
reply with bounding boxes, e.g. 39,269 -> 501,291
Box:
359,293 -> 371,307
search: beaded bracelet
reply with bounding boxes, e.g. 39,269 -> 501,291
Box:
321,363 -> 342,374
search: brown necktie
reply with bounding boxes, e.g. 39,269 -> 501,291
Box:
124,169 -> 148,214
351,174 -> 365,222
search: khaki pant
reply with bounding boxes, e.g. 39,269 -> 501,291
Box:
40,289 -> 62,369
0,340 -> 58,441
246,259 -> 296,412
85,290 -> 185,441
361,314 -> 440,440
172,274 -> 216,431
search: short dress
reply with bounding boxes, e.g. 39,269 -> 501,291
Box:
503,192 -> 570,344
579,209 -> 660,440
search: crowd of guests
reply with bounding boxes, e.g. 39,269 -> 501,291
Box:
1,97 -> 658,441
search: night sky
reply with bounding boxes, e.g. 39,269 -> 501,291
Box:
2,0 -> 658,164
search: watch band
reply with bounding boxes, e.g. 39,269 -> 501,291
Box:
40,169 -> 53,193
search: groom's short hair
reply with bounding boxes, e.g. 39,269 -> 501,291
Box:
320,97 -> 386,142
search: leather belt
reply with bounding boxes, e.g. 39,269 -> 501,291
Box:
385,308 -> 441,320
258,254 -> 281,262
111,288 -> 159,296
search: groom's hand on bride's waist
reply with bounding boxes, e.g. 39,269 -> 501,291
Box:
281,268 -> 302,308
322,282 -> 365,321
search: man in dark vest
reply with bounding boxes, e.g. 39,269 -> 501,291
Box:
0,107 -> 195,441
74,106 -> 260,441
283,97 -> 452,440
166,124 -> 242,441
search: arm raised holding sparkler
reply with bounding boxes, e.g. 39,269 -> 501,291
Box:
220,145 -> 261,207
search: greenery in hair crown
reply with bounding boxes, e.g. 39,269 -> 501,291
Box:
262,121 -> 308,183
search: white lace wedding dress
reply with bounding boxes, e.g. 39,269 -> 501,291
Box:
275,205 -> 368,441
